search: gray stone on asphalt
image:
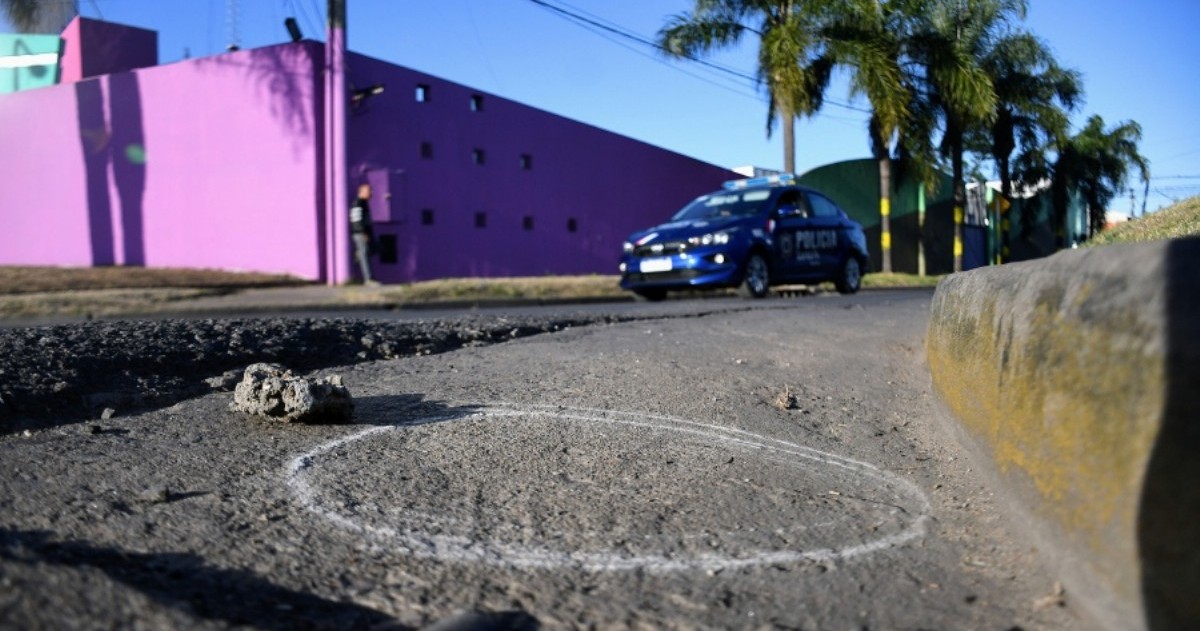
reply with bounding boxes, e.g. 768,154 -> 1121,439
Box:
135,484 -> 170,504
230,362 -> 354,423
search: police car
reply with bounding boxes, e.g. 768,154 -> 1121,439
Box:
619,174 -> 870,301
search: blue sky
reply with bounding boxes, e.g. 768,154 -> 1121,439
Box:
5,0 -> 1198,212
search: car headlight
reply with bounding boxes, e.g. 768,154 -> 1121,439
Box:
688,231 -> 731,246
623,241 -> 634,253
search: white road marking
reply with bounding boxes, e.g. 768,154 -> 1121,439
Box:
285,403 -> 930,572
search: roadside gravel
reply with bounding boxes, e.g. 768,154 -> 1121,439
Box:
0,314 -> 636,434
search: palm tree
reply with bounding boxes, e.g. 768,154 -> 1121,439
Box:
1,0 -> 77,33
1,0 -> 37,31
979,33 -> 1079,201
657,0 -> 836,174
1048,115 -> 1149,243
825,0 -> 912,273
907,0 -> 1028,271
967,31 -> 1080,257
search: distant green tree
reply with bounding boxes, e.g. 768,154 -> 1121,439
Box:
906,0 -> 1026,271
657,0 -> 836,174
980,33 -> 1080,202
1049,116 -> 1150,243
965,31 -> 1081,255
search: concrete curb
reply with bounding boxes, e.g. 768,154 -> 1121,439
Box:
925,237 -> 1200,631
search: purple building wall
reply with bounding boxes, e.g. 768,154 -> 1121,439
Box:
60,17 -> 157,83
0,19 -> 736,283
343,52 -> 736,282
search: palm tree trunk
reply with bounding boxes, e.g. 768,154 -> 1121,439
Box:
998,156 -> 1011,263
878,157 -> 893,273
952,131 -> 965,273
870,117 -> 892,273
782,109 -> 796,174
917,185 -> 926,276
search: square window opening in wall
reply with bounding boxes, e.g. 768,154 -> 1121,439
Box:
523,216 -> 534,231
520,154 -> 533,170
421,209 -> 435,226
470,94 -> 484,112
420,141 -> 433,159
472,149 -> 486,165
567,218 -> 578,233
475,212 -> 487,228
415,84 -> 430,102
377,234 -> 398,264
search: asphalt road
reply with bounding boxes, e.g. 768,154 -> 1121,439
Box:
0,290 -> 1082,630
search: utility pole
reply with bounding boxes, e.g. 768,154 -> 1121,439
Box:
324,0 -> 348,284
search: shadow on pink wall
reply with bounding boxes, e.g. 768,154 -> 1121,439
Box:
75,72 -> 145,266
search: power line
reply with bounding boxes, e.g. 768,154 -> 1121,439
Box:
525,0 -> 759,101
528,0 -> 754,84
525,0 -> 873,115
286,0 -> 322,42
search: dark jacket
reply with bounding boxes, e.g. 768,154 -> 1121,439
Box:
350,196 -> 373,237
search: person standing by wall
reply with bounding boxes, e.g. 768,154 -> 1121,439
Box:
349,183 -> 379,285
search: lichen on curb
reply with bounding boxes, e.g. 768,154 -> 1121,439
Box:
924,240 -> 1196,631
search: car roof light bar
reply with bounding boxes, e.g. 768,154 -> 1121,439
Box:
722,173 -> 797,190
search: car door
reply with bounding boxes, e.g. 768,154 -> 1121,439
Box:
769,188 -> 815,281
801,191 -> 846,273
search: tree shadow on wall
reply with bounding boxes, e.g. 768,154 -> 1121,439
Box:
192,42 -> 327,271
1138,236 -> 1200,629
193,42 -> 321,156
75,70 -> 146,267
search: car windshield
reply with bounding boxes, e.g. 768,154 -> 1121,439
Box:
671,189 -> 771,221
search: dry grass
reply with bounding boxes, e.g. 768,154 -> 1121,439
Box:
862,272 -> 943,288
378,275 -> 626,303
0,266 -> 307,295
1088,195 -> 1200,247
0,265 -> 941,319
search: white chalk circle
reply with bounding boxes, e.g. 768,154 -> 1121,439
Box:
285,404 -> 929,572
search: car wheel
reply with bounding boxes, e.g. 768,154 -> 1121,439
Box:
738,253 -> 770,299
633,289 -> 667,302
835,256 -> 862,294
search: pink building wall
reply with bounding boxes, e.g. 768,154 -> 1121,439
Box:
0,39 -> 325,278
0,19 -> 736,283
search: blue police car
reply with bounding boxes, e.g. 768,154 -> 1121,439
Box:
619,174 -> 870,301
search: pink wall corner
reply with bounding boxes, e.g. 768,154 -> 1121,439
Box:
59,18 -> 84,83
